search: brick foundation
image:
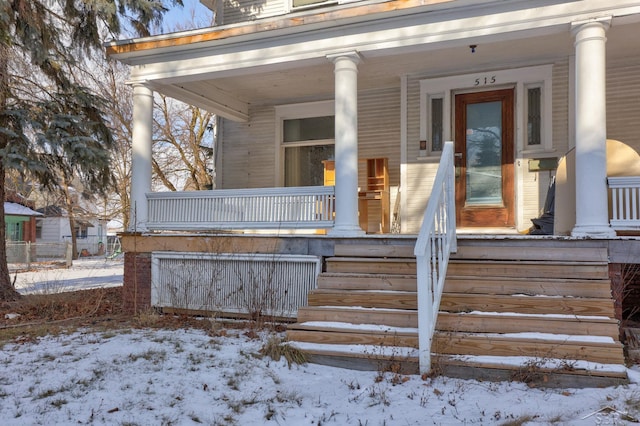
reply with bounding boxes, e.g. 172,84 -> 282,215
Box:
123,252 -> 152,314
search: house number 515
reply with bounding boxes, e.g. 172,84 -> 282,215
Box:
474,76 -> 496,86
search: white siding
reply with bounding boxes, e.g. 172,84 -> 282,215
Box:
220,88 -> 401,192
220,105 -> 276,189
222,0 -> 287,25
607,58 -> 640,152
404,75 -> 437,233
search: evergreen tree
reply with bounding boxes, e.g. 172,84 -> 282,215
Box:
0,0 -> 182,301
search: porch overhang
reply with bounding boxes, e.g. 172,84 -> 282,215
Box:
105,1 -> 640,121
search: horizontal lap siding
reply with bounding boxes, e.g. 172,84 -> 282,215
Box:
404,76 -> 429,233
520,61 -> 569,230
552,60 -> 570,158
221,105 -> 276,189
222,0 -> 287,25
607,58 -> 640,152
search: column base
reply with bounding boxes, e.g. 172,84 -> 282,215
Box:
328,225 -> 366,237
571,224 -> 616,238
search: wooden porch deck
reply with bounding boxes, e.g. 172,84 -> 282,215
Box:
285,237 -> 631,387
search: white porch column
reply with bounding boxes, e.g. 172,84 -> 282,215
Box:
571,18 -> 615,238
327,52 -> 365,236
129,82 -> 153,232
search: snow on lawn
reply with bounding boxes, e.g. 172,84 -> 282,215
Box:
1,327 -> 640,426
13,258 -> 124,294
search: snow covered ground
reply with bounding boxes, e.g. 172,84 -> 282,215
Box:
3,259 -> 640,424
12,257 -> 124,294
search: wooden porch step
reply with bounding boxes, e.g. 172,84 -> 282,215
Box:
451,244 -> 608,262
444,276 -> 613,298
293,239 -> 625,386
326,257 -> 416,274
287,324 -> 624,365
307,289 -> 615,316
297,306 -> 418,328
297,307 -> 619,338
319,273 -> 613,298
333,241 -> 608,262
326,257 -> 609,280
318,273 -> 417,291
287,343 -> 627,387
308,289 -> 416,310
447,260 -> 609,280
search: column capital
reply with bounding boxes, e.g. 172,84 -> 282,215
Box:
571,16 -> 612,37
326,51 -> 362,66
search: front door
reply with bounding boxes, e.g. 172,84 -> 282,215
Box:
454,89 -> 515,227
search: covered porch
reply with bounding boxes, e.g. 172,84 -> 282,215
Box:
106,1 -> 640,239
107,1 -> 640,383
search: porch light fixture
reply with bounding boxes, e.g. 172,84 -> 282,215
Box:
469,44 -> 477,53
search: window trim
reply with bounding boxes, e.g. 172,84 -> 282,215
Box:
419,64 -> 553,159
275,100 -> 335,186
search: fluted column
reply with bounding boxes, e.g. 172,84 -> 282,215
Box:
571,18 -> 615,237
327,52 -> 365,236
129,82 -> 153,232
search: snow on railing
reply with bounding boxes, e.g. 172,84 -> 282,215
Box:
146,186 -> 335,231
608,176 -> 640,229
414,141 -> 457,375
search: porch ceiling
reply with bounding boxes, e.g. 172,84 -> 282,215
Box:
148,21 -> 640,115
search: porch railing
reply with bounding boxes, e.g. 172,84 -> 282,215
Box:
146,186 -> 335,231
413,141 -> 457,375
608,176 -> 640,230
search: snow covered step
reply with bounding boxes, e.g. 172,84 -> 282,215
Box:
297,307 -> 620,338
297,306 -> 418,328
444,276 -> 613,298
436,312 -> 620,339
439,293 -> 615,317
287,321 -> 624,365
286,341 -> 627,387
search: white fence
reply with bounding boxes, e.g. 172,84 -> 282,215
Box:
7,241 -> 73,270
608,176 -> 640,229
151,252 -> 321,318
146,186 -> 335,231
414,141 -> 457,375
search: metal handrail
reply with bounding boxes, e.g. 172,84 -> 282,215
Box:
414,141 -> 457,374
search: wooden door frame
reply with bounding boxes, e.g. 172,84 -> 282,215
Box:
454,88 -> 515,227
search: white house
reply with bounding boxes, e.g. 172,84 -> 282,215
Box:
105,0 -> 640,383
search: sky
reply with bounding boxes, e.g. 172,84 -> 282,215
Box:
161,0 -> 215,33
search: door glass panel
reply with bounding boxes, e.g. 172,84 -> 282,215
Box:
465,101 -> 502,205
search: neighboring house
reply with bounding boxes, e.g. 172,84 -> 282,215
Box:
36,205 -> 107,256
105,1 -> 640,382
4,202 -> 42,243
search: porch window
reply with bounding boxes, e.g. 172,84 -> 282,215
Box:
525,85 -> 542,147
281,114 -> 335,187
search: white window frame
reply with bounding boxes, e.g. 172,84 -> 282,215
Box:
275,100 -> 335,186
524,82 -> 544,149
419,64 -> 553,158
